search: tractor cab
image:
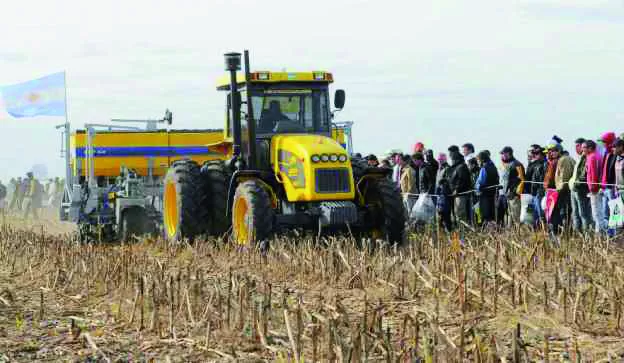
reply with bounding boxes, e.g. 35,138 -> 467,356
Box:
217,71 -> 345,171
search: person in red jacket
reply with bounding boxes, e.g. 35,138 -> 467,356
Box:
584,140 -> 606,234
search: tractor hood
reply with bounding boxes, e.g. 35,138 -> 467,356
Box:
271,134 -> 354,202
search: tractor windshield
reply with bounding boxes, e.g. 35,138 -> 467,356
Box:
250,89 -> 330,134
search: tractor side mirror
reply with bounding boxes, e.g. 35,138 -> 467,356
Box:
334,89 -> 345,109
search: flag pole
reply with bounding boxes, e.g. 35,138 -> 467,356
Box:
63,71 -> 72,203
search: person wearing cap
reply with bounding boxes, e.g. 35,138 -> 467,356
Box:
583,140 -> 605,233
568,138 -> 593,233
497,146 -> 526,226
600,132 -> 618,230
412,142 -> 425,154
475,150 -> 499,225
365,154 -> 379,167
526,144 -> 547,227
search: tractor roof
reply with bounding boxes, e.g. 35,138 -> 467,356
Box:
216,71 -> 333,91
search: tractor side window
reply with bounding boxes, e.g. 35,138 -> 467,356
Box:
319,91 -> 330,131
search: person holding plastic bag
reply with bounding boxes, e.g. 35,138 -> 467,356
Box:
475,151 -> 499,225
410,192 -> 436,224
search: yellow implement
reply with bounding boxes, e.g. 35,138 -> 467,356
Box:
71,129 -> 229,177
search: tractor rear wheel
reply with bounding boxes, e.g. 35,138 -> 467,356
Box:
163,160 -> 207,242
231,180 -> 274,248
200,160 -> 230,236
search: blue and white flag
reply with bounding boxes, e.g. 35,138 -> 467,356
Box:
1,72 -> 66,118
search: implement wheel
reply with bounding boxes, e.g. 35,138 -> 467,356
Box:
120,208 -> 148,242
231,180 -> 274,248
163,160 -> 207,242
200,160 -> 231,236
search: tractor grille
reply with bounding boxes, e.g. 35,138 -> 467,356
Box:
315,168 -> 351,193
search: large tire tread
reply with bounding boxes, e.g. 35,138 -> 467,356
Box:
232,180 -> 274,245
200,160 -> 231,236
164,160 -> 207,241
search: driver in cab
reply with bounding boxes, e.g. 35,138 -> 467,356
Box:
258,100 -> 291,133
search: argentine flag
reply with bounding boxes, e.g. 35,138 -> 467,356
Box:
1,72 -> 66,118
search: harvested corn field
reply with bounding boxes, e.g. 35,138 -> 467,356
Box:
1,219 -> 624,362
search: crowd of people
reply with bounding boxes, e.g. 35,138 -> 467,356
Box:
361,131 -> 624,236
0,174 -> 64,219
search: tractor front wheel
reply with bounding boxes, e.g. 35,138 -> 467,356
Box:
231,180 -> 274,248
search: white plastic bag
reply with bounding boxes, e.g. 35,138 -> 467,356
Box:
520,194 -> 534,225
410,193 -> 435,223
608,196 -> 624,229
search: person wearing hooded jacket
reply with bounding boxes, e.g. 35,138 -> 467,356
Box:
449,149 -> 472,226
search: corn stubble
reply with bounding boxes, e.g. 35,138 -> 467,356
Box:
0,221 -> 624,362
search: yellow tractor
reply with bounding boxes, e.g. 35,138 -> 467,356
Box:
163,51 -> 405,245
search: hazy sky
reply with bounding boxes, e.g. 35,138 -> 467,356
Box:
0,0 -> 622,180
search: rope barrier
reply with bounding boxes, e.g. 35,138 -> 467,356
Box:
400,180 -> 623,199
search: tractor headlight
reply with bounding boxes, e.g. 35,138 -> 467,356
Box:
320,154 -> 329,162
329,154 -> 338,162
311,154 -> 321,163
338,154 -> 348,162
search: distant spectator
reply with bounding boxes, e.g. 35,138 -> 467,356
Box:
584,140 -> 605,234
462,143 -> 476,164
526,144 -> 547,227
399,154 -> 418,211
498,146 -> 525,226
614,138 -> 624,196
365,154 -> 379,167
449,149 -> 472,226
412,142 -> 425,154
436,153 -> 450,188
475,150 -> 499,224
419,150 -> 438,195
599,132 -> 618,231
568,138 -> 592,232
